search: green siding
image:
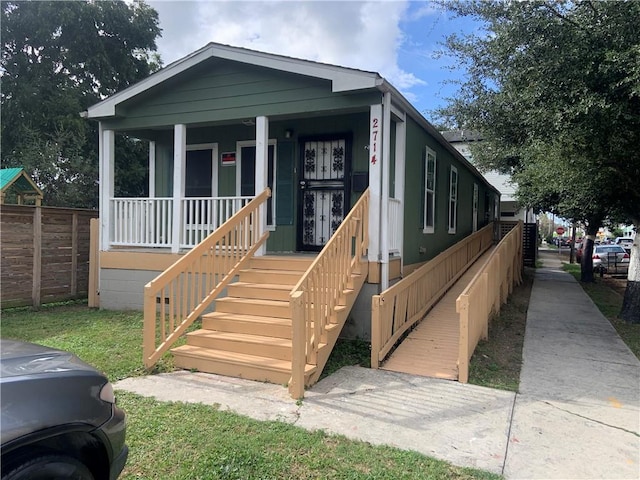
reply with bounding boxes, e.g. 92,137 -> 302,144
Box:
402,118 -> 496,268
102,59 -> 380,131
276,141 -> 295,225
154,141 -> 173,196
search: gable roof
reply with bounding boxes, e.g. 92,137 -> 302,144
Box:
86,42 -> 385,119
84,42 -> 500,196
0,167 -> 44,204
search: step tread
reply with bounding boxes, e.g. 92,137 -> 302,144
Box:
232,282 -> 294,291
203,312 -> 291,325
172,344 -> 315,374
241,268 -> 304,276
188,329 -> 291,347
216,297 -> 289,307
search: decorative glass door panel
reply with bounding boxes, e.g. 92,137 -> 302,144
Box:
299,137 -> 349,251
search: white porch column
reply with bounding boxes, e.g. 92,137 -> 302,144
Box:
255,116 -> 269,256
172,124 -> 186,253
380,92 -> 392,291
149,141 -> 156,198
368,104 -> 382,269
394,113 -> 406,267
101,127 -> 115,251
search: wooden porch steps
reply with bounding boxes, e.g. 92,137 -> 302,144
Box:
172,255 -> 317,385
171,345 -> 316,385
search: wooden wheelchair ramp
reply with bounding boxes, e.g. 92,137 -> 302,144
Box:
380,247 -> 496,380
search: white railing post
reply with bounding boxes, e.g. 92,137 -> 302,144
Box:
256,116 -> 269,256
172,124 -> 186,253
380,92 -> 391,291
368,104 -> 382,267
101,128 -> 115,250
394,119 -> 406,263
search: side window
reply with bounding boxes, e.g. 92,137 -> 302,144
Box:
448,166 -> 458,234
423,147 -> 437,233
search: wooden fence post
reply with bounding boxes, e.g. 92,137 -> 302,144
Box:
371,295 -> 382,369
88,218 -> 100,308
71,212 -> 78,296
32,206 -> 42,308
289,291 -> 305,399
457,295 -> 470,383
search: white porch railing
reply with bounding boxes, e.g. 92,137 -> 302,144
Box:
388,198 -> 402,254
180,196 -> 253,248
111,198 -> 173,247
110,196 -> 253,248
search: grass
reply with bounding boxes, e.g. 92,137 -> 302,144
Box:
562,263 -> 640,359
0,302 -> 178,380
120,391 -> 497,480
0,303 -> 499,480
467,268 -> 533,391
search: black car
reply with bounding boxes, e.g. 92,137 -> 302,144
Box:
1,340 -> 128,480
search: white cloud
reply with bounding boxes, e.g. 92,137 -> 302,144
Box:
150,0 -> 425,92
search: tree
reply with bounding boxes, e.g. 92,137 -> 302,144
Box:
1,0 -> 161,208
436,0 -> 640,322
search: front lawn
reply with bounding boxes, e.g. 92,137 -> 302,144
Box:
1,303 -> 500,480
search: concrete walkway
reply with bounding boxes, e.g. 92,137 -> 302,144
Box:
115,251 -> 640,479
504,251 -> 640,479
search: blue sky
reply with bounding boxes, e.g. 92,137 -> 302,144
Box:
148,1 -> 483,121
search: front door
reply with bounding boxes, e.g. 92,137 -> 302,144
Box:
298,135 -> 350,251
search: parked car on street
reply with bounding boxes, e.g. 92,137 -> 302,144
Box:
1,340 -> 128,480
592,245 -> 630,275
614,237 -> 634,254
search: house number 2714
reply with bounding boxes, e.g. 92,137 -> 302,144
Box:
370,118 -> 379,165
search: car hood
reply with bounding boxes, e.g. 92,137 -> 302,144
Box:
0,340 -> 97,379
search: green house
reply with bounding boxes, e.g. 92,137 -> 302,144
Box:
85,43 -> 500,390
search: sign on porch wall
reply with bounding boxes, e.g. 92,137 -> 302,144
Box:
220,152 -> 236,166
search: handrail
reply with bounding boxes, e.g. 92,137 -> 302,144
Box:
143,188 -> 271,368
456,221 -> 523,383
289,189 -> 369,398
371,222 -> 494,368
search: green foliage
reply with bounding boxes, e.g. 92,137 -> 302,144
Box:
119,392 -> 499,479
437,0 -> 640,230
1,304 -> 500,480
321,337 -> 371,379
1,0 -> 161,208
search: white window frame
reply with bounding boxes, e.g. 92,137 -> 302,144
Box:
423,147 -> 437,234
448,166 -> 458,234
472,183 -> 478,232
185,143 -> 218,197
236,139 -> 277,230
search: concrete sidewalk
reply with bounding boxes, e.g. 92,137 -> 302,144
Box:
115,251 -> 640,479
504,251 -> 640,479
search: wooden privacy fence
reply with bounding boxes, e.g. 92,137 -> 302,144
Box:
371,222 -> 495,369
456,221 -> 523,383
0,205 -> 98,308
143,189 -> 271,368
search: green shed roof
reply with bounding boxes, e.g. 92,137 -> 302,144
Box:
0,167 -> 44,202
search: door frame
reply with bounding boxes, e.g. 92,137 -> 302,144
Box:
296,133 -> 352,252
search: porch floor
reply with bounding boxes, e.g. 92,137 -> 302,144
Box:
380,246 -> 497,380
